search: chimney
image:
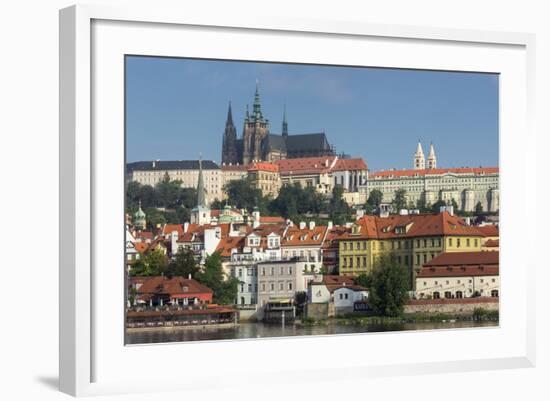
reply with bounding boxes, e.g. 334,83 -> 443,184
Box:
253,219 -> 260,229
399,209 -> 409,215
184,222 -> 189,233
152,161 -> 156,168
356,209 -> 365,220
188,273 -> 192,279
309,221 -> 315,230
299,221 -> 306,230
327,221 -> 333,229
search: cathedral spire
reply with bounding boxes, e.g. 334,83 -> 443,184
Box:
197,154 -> 206,207
226,101 -> 234,126
282,104 -> 288,137
252,79 -> 263,121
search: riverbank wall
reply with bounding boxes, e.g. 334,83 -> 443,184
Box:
404,297 -> 499,315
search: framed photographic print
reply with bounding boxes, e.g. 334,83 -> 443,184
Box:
59,4 -> 536,397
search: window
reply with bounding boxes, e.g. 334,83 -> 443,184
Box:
279,282 -> 284,291
467,238 -> 471,247
248,284 -> 252,292
456,291 -> 463,298
339,294 -> 343,300
288,282 -> 293,290
356,242 -> 360,250
270,283 -> 275,291
444,291 -> 452,299
491,290 -> 499,297
363,257 -> 367,267
261,283 -> 266,291
448,238 -> 452,247
261,268 -> 265,276
343,243 -> 347,251
288,266 -> 293,275
345,293 -> 349,299
416,254 -> 420,265
423,254 -> 427,263
423,239 -> 427,248
238,269 -> 242,277
433,292 -> 440,299
457,238 -> 461,248
475,239 -> 479,247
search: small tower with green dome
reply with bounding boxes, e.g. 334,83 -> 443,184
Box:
134,200 -> 147,230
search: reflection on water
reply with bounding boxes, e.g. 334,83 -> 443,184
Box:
126,320 -> 498,345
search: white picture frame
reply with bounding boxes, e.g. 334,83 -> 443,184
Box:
59,4 -> 536,397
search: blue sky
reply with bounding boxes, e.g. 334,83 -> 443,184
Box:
125,56 -> 498,171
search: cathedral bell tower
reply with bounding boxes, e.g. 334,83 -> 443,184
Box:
427,142 -> 437,169
414,141 -> 426,170
242,81 -> 270,164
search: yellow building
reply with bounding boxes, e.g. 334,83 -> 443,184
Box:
247,162 -> 281,198
337,211 -> 485,289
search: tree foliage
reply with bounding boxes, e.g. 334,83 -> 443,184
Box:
130,249 -> 168,277
195,252 -> 238,305
166,249 -> 199,278
392,188 -> 407,212
368,254 -> 410,317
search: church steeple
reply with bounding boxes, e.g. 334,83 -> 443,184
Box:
190,154 -> 211,225
197,156 -> 206,208
427,142 -> 437,169
252,80 -> 264,121
226,101 -> 234,126
282,105 -> 288,137
414,140 -> 426,170
221,101 -> 238,165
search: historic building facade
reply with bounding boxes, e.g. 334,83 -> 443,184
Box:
126,160 -> 222,205
221,83 -> 335,166
361,142 -> 499,212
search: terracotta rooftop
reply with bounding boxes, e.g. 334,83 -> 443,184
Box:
215,236 -> 245,257
476,225 -> 499,237
339,212 -> 484,240
333,158 -> 367,171
136,276 -> 213,297
418,251 -> 499,278
282,225 -> 328,247
247,161 -> 279,172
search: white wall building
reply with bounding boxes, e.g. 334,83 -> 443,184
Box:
126,160 -> 222,205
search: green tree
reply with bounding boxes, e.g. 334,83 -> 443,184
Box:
451,198 -> 460,212
126,181 -> 142,208
144,207 -> 166,230
355,272 -> 373,289
366,189 -> 383,208
430,199 -> 447,213
195,252 -> 238,305
416,197 -> 429,213
329,185 -> 351,225
155,177 -> 183,208
224,178 -> 264,212
130,249 -> 167,277
392,188 -> 407,212
475,201 -> 483,215
138,185 -> 155,209
368,254 -> 410,317
166,249 -> 199,278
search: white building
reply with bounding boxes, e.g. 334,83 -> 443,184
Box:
415,251 -> 499,299
126,160 -> 222,205
361,143 -> 499,212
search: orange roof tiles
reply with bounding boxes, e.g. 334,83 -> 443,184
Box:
370,167 -> 499,179
282,225 -> 328,247
134,242 -> 149,253
221,164 -> 248,171
136,276 -> 213,296
476,225 -> 499,237
333,158 -> 367,171
215,236 -> 245,257
418,251 -> 499,277
260,216 -> 286,224
162,224 -> 184,236
274,156 -> 337,175
340,212 -> 484,240
247,162 -> 279,172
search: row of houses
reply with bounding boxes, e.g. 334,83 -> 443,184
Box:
127,205 -> 499,320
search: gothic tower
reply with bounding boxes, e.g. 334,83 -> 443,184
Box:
242,81 -> 270,164
427,142 -> 437,169
414,141 -> 426,170
282,105 -> 288,138
190,156 -> 211,225
221,102 -> 239,165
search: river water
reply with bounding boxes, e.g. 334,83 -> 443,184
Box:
126,320 -> 498,345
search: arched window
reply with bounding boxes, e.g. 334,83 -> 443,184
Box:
491,290 -> 499,298
433,292 -> 440,299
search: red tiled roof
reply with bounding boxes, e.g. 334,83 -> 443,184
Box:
134,242 -> 149,253
370,167 -> 499,178
418,251 -> 499,278
484,239 -> 499,248
215,236 -> 245,257
424,251 -> 499,267
260,216 -> 285,224
135,231 -> 153,240
333,158 -> 367,171
274,156 -> 337,175
136,276 -> 213,296
162,224 -> 183,236
476,225 -> 499,237
247,162 -> 279,172
283,225 -> 328,247
339,212 -> 484,240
